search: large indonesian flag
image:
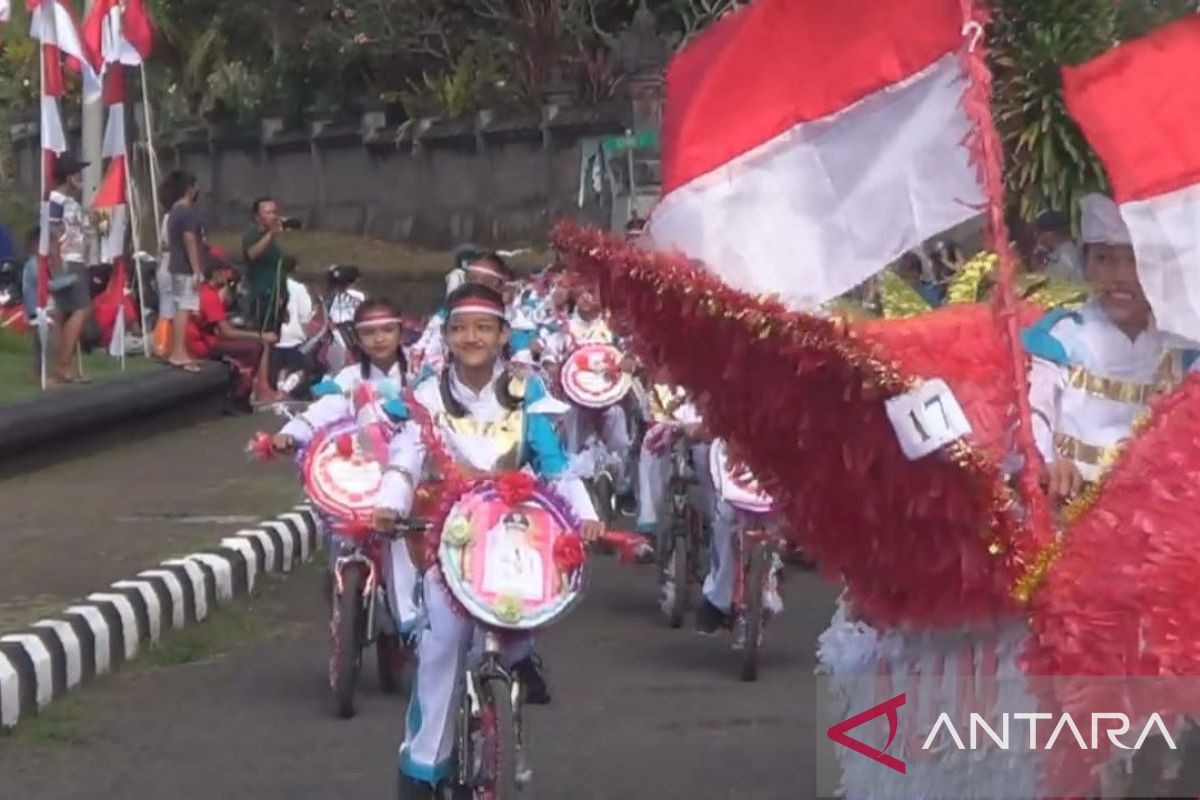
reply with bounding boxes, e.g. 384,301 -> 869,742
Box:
646,0 -> 985,309
1063,17 -> 1200,344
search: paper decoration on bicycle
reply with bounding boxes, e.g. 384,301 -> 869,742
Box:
302,419 -> 388,523
560,343 -> 632,408
883,378 -> 972,460
710,438 -> 774,514
438,481 -> 586,630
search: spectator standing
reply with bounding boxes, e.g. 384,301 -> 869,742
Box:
165,170 -> 207,372
21,227 -> 49,382
242,197 -> 288,334
1033,209 -> 1084,283
185,251 -> 279,405
47,153 -> 93,384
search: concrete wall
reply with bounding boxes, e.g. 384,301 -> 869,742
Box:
9,103 -> 630,247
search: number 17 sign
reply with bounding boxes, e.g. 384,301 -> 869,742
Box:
884,378 -> 972,460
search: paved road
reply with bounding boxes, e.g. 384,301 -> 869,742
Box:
0,413 -> 298,629
0,553 -> 840,799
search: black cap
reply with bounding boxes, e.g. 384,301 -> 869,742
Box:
54,153 -> 90,177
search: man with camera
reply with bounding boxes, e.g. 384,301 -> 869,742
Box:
242,196 -> 297,335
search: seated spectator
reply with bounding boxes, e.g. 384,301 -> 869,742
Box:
186,249 -> 279,406
274,255 -> 323,394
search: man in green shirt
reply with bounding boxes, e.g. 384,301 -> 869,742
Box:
241,196 -> 288,332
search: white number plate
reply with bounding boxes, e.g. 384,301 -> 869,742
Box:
884,378 -> 972,460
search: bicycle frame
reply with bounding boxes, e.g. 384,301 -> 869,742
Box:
454,629 -> 527,792
731,516 -> 781,616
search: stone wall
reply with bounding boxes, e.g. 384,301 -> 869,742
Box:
9,102 -> 633,247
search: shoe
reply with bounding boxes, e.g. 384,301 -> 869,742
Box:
396,773 -> 435,800
695,599 -> 728,635
514,653 -> 551,705
632,540 -> 655,564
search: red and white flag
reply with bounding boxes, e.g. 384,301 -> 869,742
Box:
82,0 -> 154,70
646,0 -> 984,309
29,0 -> 101,98
1063,16 -> 1200,344
93,155 -> 127,263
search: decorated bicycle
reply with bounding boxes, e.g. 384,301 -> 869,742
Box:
251,299 -> 421,719
387,284 -> 604,800
707,438 -> 784,682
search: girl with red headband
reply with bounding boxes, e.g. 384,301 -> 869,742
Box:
376,283 -> 602,799
271,298 -> 424,635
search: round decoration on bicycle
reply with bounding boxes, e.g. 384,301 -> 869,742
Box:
710,439 -> 774,514
560,343 -> 631,408
302,419 -> 389,523
438,478 -> 587,631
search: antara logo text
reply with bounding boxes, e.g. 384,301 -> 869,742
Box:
827,693 -> 1177,775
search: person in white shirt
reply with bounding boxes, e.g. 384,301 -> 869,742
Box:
274,256 -> 318,392
1024,193 -> 1195,500
375,283 -> 601,799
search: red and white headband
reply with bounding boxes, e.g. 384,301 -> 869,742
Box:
466,261 -> 508,282
355,309 -> 403,329
449,298 -> 506,319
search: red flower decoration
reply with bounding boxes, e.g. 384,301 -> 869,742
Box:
335,433 -> 354,459
553,534 -> 585,572
246,431 -> 275,461
495,470 -> 537,505
352,382 -> 376,411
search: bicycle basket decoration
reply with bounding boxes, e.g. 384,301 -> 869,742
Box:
560,343 -> 631,408
437,472 -> 586,631
302,418 -> 391,524
710,438 -> 774,514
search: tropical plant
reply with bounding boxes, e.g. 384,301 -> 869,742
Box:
989,0 -> 1118,228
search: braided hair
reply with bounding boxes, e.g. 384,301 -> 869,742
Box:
352,297 -> 409,382
438,284 -> 522,418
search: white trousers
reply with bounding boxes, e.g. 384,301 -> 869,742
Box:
564,405 -> 631,461
702,500 -> 738,613
386,539 -> 422,636
399,569 -> 532,786
636,440 -> 717,534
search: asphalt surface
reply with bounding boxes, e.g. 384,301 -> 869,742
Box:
0,412 -> 299,630
0,552 -> 840,799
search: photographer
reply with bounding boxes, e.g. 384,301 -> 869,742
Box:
241,196 -> 296,335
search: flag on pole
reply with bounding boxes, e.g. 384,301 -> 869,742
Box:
93,155 -> 127,263
82,0 -> 154,70
1063,16 -> 1200,345
29,0 -> 101,99
645,0 -> 985,310
105,256 -> 127,364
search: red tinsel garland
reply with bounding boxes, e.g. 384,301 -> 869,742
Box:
554,222 -> 1031,630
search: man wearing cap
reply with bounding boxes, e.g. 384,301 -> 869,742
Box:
186,249 -> 279,405
47,153 -> 93,384
1022,193 -> 1196,500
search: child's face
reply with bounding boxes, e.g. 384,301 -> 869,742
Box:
357,321 -> 402,366
1085,243 -> 1150,329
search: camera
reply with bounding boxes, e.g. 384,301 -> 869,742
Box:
281,217 -> 303,231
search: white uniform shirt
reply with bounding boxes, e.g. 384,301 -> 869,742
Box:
279,361 -> 405,445
376,366 -> 598,522
278,277 -> 316,349
1028,301 -> 1189,482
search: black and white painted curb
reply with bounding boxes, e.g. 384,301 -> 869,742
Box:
0,504 -> 318,731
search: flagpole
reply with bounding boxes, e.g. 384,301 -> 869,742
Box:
37,40 -> 47,391
139,63 -> 161,245
124,148 -> 148,362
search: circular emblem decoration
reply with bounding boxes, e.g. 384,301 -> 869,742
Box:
710,438 -> 774,514
437,481 -> 586,631
560,343 -> 632,409
302,419 -> 389,523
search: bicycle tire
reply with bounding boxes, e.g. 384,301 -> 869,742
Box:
668,532 -> 689,629
741,544 -> 768,682
330,561 -> 366,718
478,677 -> 518,800
376,633 -> 404,694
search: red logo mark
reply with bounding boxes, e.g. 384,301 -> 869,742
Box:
827,692 -> 906,774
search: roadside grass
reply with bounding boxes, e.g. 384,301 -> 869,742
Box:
0,329 -> 157,405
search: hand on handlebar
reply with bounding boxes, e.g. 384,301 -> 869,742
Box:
373,507 -> 399,533
580,520 -> 605,543
272,433 -> 297,453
